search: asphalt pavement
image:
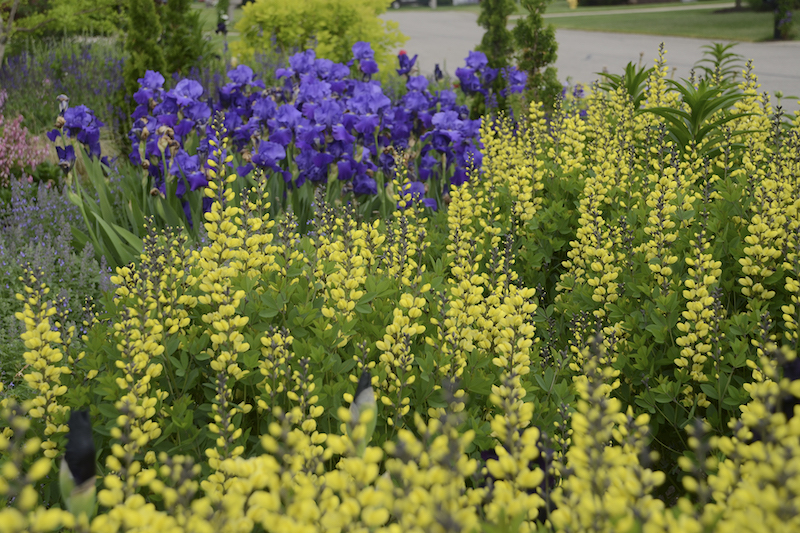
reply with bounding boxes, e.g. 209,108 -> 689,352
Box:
381,9 -> 800,114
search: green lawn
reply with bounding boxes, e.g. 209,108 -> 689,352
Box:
398,0 -> 731,15
546,8 -> 779,41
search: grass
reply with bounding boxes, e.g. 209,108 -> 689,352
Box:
546,8 -> 779,41
394,1 -> 789,42
397,0 -> 732,15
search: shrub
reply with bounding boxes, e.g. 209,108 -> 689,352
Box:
233,0 -> 406,75
0,90 -> 49,194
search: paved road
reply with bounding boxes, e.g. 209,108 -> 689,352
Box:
381,10 -> 800,114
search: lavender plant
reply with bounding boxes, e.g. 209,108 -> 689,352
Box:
0,178 -> 104,404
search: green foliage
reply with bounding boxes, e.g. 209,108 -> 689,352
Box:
159,0 -> 210,75
639,78 -> 755,158
476,0 -> 516,70
597,61 -> 654,110
775,0 -> 798,39
233,0 -> 406,74
693,42 -> 745,83
123,0 -> 166,98
4,0 -> 124,48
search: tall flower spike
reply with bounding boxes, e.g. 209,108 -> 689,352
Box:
60,410 -> 97,519
348,369 -> 377,457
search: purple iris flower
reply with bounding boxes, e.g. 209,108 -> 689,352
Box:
56,145 -> 76,169
465,51 -> 488,70
434,64 -> 444,81
418,153 -> 438,182
359,59 -> 379,76
402,91 -> 429,113
252,140 -> 286,173
352,42 -> 375,61
407,76 -> 428,92
171,150 -> 208,197
455,68 -> 482,95
275,104 -> 303,128
353,174 -> 377,195
332,124 -> 355,143
139,70 -> 165,90
289,50 -> 317,76
253,97 -> 277,121
354,114 -> 380,135
185,101 -> 211,122
501,67 -> 528,96
313,99 -> 343,127
481,67 -> 499,87
298,76 -> 332,105
397,52 -> 418,77
437,90 -> 457,109
228,64 -> 255,85
169,79 -> 204,106
348,82 -> 391,114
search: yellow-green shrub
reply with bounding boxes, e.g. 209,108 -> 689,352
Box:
232,0 -> 406,74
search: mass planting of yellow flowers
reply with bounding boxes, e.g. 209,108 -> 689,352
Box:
2,49 -> 800,533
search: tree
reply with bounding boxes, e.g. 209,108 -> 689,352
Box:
123,0 -> 165,97
476,0 -> 515,70
513,0 -> 562,108
159,0 -> 209,75
0,0 -> 22,66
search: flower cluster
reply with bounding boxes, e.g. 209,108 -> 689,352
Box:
455,51 -> 528,102
0,95 -> 48,188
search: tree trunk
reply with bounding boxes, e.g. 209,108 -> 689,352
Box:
0,0 -> 23,67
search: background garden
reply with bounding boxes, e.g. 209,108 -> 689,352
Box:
1,0 -> 800,531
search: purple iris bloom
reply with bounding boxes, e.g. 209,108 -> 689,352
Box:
275,104 -> 303,128
171,151 -> 208,197
139,70 -> 165,90
170,79 -> 204,106
228,64 -> 255,85
56,145 -> 76,167
185,101 -> 211,122
438,90 -> 456,109
252,140 -> 286,172
397,52 -> 418,76
359,59 -> 379,76
465,51 -> 488,70
298,76 -> 332,105
402,91 -> 429,113
354,114 -> 380,135
455,68 -> 482,95
353,174 -> 377,195
406,76 -> 428,92
289,50 -> 317,75
348,82 -> 391,114
501,67 -> 528,96
332,124 -> 355,143
313,99 -> 343,127
253,97 -> 278,121
352,41 -> 375,61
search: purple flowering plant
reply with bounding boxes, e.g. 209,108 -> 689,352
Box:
47,44 -> 493,266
